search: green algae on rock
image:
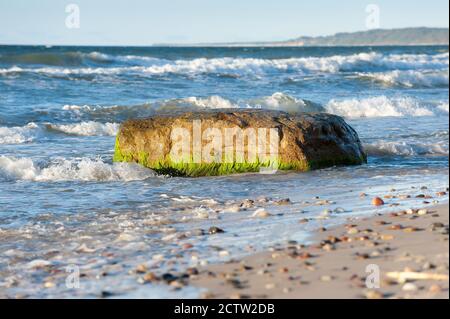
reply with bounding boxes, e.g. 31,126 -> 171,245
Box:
113,110 -> 367,177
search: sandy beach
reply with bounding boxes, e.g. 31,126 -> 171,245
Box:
187,203 -> 449,299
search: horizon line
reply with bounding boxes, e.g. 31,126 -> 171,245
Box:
1,26 -> 448,47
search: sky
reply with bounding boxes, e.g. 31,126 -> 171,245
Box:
0,0 -> 448,45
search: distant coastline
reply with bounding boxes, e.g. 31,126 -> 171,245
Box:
1,27 -> 448,48
153,27 -> 449,47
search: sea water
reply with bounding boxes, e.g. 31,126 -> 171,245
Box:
0,46 -> 448,297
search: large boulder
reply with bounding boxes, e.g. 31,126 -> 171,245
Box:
113,110 -> 366,177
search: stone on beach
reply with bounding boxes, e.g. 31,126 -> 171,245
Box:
113,110 -> 367,177
26,260 -> 52,269
252,208 -> 272,218
208,226 -> 224,234
371,197 -> 385,206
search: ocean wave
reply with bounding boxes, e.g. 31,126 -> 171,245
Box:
0,65 -> 125,76
1,52 -> 448,77
437,102 -> 449,113
325,96 -> 447,118
165,96 -> 238,109
0,51 -> 113,66
247,93 -> 325,113
61,93 -> 324,117
357,69 -> 449,88
62,104 -> 155,122
46,121 -> 120,136
0,121 -> 120,144
0,123 -> 40,144
0,156 -> 155,182
61,94 -> 448,120
364,141 -> 449,156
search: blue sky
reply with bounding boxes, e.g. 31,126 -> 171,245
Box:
0,0 -> 448,45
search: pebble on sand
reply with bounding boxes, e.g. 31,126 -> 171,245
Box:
225,205 -> 241,213
143,272 -> 158,283
417,209 -> 428,216
240,199 -> 255,209
275,198 -> 292,206
365,290 -> 384,299
381,234 -> 395,241
26,260 -> 52,269
136,264 -> 147,274
371,197 -> 385,206
320,275 -> 333,282
429,284 -> 442,294
208,226 -> 225,234
402,283 -> 418,292
44,281 -> 55,288
347,227 -> 359,235
252,208 -> 272,218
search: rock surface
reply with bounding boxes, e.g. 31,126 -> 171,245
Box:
114,110 -> 366,176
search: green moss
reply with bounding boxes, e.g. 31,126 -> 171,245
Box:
113,135 -> 366,177
149,159 -> 279,177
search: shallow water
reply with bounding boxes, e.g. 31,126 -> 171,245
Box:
0,45 -> 448,298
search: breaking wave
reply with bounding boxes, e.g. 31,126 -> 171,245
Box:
357,69 -> 449,88
1,52 -> 448,77
61,93 -> 324,118
46,121 -> 120,136
0,121 -> 120,144
162,96 -> 237,109
0,156 -> 156,182
364,140 -> 449,156
437,102 -> 449,113
61,94 -> 448,120
0,51 -> 112,66
325,96 -> 447,118
247,93 -> 324,113
0,123 -> 40,144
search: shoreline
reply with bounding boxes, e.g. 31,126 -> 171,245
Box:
187,203 -> 449,299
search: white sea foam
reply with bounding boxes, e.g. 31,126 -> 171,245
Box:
61,94 -> 448,119
248,92 -> 324,113
0,123 -> 40,144
1,52 -> 447,76
0,66 -> 24,75
364,141 -> 449,156
136,52 -> 449,75
0,156 -> 155,182
178,96 -> 237,109
358,69 -> 449,87
437,102 -> 449,113
325,96 -> 444,118
84,51 -> 111,62
47,121 -> 120,136
62,104 -> 125,115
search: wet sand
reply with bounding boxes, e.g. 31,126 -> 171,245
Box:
189,204 -> 449,299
